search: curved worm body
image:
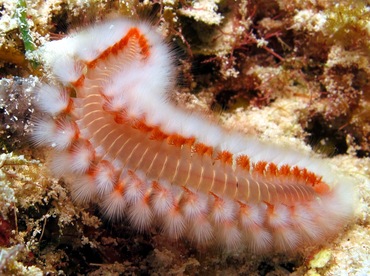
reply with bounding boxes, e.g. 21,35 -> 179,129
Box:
33,18 -> 354,252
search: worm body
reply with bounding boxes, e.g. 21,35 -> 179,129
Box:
33,18 -> 354,252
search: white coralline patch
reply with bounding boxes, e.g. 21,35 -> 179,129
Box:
179,0 -> 224,25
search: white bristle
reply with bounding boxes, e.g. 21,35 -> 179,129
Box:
273,227 -> 300,251
123,171 -> 147,204
51,54 -> 84,84
244,225 -> 272,253
94,160 -> 116,196
53,119 -> 78,150
127,195 -> 153,232
100,185 -> 127,220
291,204 -> 323,241
151,182 -> 174,216
163,205 -> 186,239
70,141 -> 94,174
218,222 -> 242,250
36,84 -> 71,115
239,203 -> 266,229
102,93 -> 127,113
266,204 -> 291,229
311,183 -> 355,234
71,175 -> 97,203
31,118 -> 57,147
210,196 -> 237,224
181,189 -> 208,220
189,215 -> 214,245
49,152 -> 73,177
308,200 -> 341,235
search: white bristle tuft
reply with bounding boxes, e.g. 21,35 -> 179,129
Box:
31,118 -> 57,147
273,227 -> 300,251
312,183 -> 355,234
181,189 -> 208,220
309,201 -> 344,236
70,141 -> 95,174
123,171 -> 147,205
218,222 -> 242,250
239,203 -> 266,229
291,204 -> 323,242
163,205 -> 186,239
102,93 -> 127,113
51,54 -> 85,84
49,152 -> 74,177
189,215 -> 214,245
71,175 -> 97,203
100,185 -> 127,220
151,182 -> 174,216
53,119 -> 79,150
94,160 -> 116,197
244,225 -> 272,253
267,204 -> 291,229
127,194 -> 153,232
210,196 -> 237,224
36,84 -> 71,115
239,204 -> 273,253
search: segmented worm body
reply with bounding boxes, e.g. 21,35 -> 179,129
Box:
33,18 -> 354,252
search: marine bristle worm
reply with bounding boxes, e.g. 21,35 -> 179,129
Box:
32,18 -> 354,252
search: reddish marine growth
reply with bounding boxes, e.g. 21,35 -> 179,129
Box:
33,18 -> 354,252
